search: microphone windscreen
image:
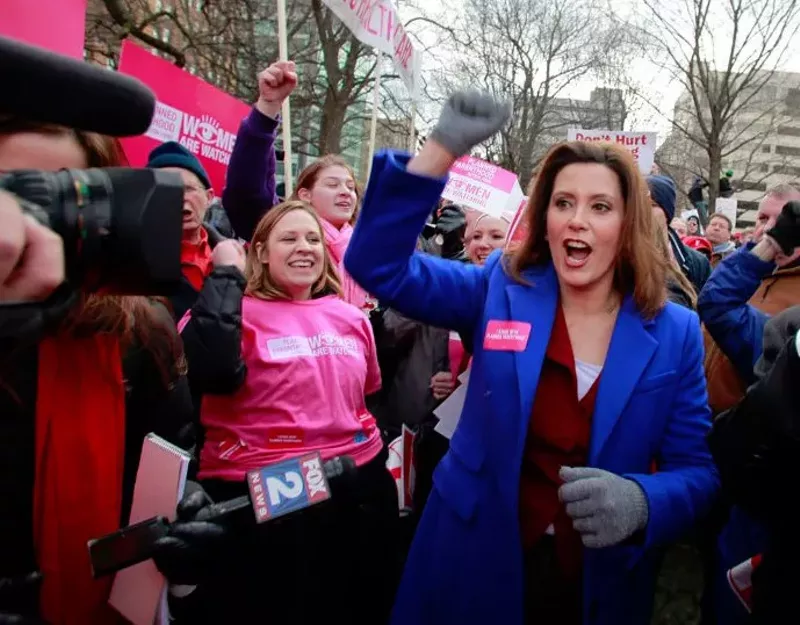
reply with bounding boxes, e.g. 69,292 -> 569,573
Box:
0,35 -> 156,137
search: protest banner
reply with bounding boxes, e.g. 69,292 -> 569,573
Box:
567,129 -> 658,174
442,156 -> 524,221
118,40 -> 250,193
320,0 -> 420,95
2,0 -> 86,58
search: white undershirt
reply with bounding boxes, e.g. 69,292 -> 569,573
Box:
545,359 -> 603,535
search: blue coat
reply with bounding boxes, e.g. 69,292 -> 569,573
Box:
697,243 -> 775,382
345,151 -> 720,625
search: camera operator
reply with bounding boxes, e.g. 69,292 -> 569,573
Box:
707,305 -> 800,622
0,117 -> 193,625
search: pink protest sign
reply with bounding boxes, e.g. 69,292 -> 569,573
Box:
505,197 -> 530,251
118,40 -> 250,192
442,156 -> 524,219
2,0 -> 87,58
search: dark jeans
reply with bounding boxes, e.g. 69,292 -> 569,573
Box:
174,449 -> 400,625
524,535 -> 582,625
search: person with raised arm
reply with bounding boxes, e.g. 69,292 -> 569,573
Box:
345,92 -> 719,625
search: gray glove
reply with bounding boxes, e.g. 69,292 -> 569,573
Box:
429,90 -> 512,158
558,466 -> 649,548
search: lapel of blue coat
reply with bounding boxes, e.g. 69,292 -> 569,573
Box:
504,264 -> 559,454
589,295 -> 658,464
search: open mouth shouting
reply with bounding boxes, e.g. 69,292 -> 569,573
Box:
563,239 -> 592,269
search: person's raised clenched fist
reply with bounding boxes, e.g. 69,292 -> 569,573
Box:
429,91 -> 512,159
255,60 -> 298,119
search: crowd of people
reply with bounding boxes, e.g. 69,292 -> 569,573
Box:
1,53 -> 800,625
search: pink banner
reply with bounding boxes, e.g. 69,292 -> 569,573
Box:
117,40 -> 250,192
450,156 -> 517,193
2,0 -> 87,58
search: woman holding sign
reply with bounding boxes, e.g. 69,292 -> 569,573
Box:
344,92 -> 719,625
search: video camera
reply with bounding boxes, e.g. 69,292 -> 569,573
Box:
0,35 -> 183,297
1,168 -> 182,294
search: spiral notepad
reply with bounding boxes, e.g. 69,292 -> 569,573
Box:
108,433 -> 192,625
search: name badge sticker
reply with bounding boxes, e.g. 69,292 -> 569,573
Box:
483,320 -> 531,352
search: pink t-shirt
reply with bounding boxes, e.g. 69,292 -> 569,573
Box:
195,295 -> 383,481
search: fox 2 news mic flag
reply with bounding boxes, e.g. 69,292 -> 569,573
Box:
248,453 -> 332,522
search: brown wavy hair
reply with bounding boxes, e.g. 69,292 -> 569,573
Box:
0,117 -> 182,386
246,201 -> 343,300
290,154 -> 361,225
505,141 -> 667,318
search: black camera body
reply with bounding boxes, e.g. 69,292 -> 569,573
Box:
1,167 -> 184,295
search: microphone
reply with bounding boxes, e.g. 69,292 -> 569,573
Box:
195,453 -> 356,523
0,35 -> 156,137
87,454 -> 357,578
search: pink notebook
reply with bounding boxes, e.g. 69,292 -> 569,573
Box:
108,433 -> 191,625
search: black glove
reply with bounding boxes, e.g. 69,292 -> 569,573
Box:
435,205 -> 467,260
766,200 -> 800,255
152,482 -> 232,585
0,572 -> 42,624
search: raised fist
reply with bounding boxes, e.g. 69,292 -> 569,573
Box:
429,91 -> 512,158
766,200 -> 800,256
255,61 -> 298,118
211,239 -> 246,273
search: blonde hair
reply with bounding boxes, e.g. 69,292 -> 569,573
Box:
245,201 -> 343,300
505,141 -> 667,319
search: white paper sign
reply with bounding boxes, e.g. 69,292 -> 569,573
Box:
715,197 -> 738,230
433,368 -> 471,440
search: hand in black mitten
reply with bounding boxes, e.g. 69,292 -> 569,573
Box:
766,200 -> 800,255
152,482 -> 232,586
436,205 -> 468,260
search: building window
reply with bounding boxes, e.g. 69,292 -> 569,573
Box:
760,163 -> 769,172
761,145 -> 771,153
775,144 -> 800,157
777,125 -> 800,137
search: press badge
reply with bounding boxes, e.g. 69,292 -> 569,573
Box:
483,320 -> 531,352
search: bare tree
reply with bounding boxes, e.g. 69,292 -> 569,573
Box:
639,0 -> 800,215
85,0 -> 431,168
427,0 -> 631,186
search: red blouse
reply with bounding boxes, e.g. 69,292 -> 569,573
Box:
519,303 -> 600,579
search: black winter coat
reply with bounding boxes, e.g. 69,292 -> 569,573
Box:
707,306 -> 800,622
0,300 -> 194,616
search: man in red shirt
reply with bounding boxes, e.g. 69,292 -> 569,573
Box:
147,141 -> 216,320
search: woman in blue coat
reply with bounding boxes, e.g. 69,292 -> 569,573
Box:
344,92 -> 719,625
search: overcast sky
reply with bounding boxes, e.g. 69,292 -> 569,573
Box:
400,0 -> 800,142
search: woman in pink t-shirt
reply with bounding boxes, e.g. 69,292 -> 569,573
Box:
178,201 -> 399,624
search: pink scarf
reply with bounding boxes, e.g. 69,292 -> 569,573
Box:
320,218 -> 369,310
